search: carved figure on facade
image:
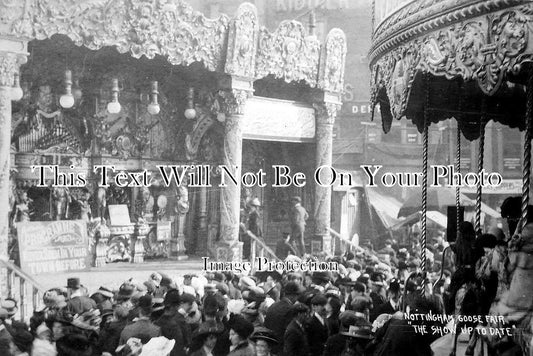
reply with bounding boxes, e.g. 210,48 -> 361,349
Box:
225,2 -> 259,78
175,185 -> 189,216
94,186 -> 107,222
51,186 -> 71,220
136,186 -> 154,220
319,28 -> 347,94
13,189 -> 33,223
71,188 -> 92,221
256,21 -> 320,86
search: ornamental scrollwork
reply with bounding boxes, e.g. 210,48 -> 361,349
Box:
0,52 -> 26,88
313,102 -> 341,125
319,28 -> 347,94
217,89 -> 252,116
12,0 -> 230,72
370,7 -> 533,123
255,20 -> 320,87
225,2 -> 258,79
476,10 -> 529,95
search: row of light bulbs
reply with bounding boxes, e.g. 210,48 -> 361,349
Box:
11,69 -> 197,120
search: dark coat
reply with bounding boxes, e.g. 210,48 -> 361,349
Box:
155,310 -> 191,356
66,296 -> 97,315
283,319 -> 310,356
370,301 -> 396,322
370,318 -> 433,356
227,341 -> 255,356
323,333 -> 347,356
98,319 -> 128,355
305,315 -> 329,356
0,325 -> 12,356
264,298 -> 294,348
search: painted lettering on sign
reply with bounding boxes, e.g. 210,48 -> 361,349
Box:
276,0 -> 351,12
17,220 -> 90,275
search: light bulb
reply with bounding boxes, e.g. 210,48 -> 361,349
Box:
60,94 -> 75,108
184,108 -> 196,120
72,79 -> 82,101
147,103 -> 160,115
147,81 -> 160,115
107,101 -> 121,114
11,86 -> 23,101
11,72 -> 23,101
184,87 -> 196,119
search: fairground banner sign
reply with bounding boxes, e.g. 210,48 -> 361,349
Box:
17,220 -> 91,275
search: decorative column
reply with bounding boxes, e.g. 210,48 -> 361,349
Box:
0,40 -> 27,294
216,88 -> 252,262
195,186 -> 208,255
313,101 -> 341,256
172,185 -> 189,260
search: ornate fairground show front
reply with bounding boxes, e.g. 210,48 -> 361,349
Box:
0,0 -> 346,285
370,0 -> 533,354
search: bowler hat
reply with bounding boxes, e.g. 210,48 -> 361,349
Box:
228,314 -> 254,339
66,278 -> 81,289
164,289 -> 181,306
284,281 -> 305,296
291,196 -> 301,203
117,283 -> 135,300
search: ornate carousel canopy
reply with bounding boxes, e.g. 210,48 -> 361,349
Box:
369,0 -> 533,140
0,0 -> 346,93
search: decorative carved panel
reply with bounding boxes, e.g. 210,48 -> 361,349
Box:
225,2 -> 259,79
255,21 -> 320,87
370,5 -> 533,139
319,28 -> 347,94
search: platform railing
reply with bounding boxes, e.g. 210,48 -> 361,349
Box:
240,224 -> 280,269
328,227 -> 361,254
1,258 -> 46,321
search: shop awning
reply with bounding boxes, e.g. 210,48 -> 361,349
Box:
365,188 -> 402,228
390,210 -> 447,231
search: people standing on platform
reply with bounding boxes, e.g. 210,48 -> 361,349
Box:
289,196 -> 308,257
275,233 -> 298,260
243,198 -> 262,261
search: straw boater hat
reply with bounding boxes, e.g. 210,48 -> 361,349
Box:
340,324 -> 373,339
1,299 -> 17,317
140,336 -> 176,356
96,287 -> 114,299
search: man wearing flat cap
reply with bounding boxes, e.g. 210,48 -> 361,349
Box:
289,196 -> 308,256
306,294 -> 329,356
155,290 -> 191,356
283,303 -> 310,356
243,197 -> 262,260
264,281 -> 305,351
119,294 -> 161,346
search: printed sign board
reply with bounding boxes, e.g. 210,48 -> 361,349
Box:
17,220 -> 91,275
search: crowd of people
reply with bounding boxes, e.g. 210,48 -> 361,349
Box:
1,196 -> 533,355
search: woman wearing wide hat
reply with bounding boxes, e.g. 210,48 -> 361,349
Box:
188,320 -> 224,356
227,314 -> 255,356
249,327 -> 278,356
339,323 -> 373,356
